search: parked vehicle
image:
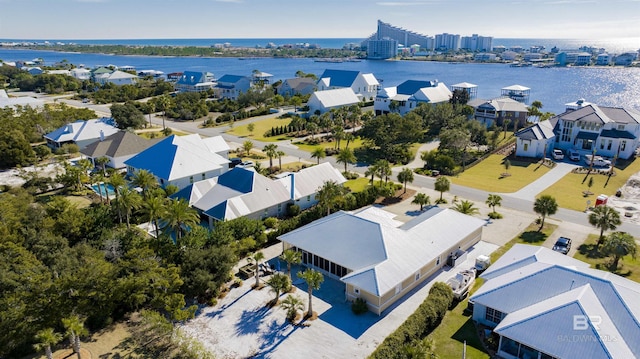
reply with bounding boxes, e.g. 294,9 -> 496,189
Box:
475,255 -> 491,273
552,149 -> 564,160
567,149 -> 580,161
229,157 -> 242,168
238,160 -> 255,168
552,237 -> 572,255
585,154 -> 612,167
447,268 -> 476,300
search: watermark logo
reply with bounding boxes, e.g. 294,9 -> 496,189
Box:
555,315 -> 617,343
573,315 -> 601,331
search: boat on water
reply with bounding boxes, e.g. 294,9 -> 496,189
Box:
314,58 -> 344,63
446,268 -> 476,300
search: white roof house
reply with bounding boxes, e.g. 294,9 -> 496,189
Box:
280,206 -> 485,315
0,89 -> 45,110
471,244 -> 640,359
274,162 -> 346,203
307,88 -> 360,114
316,69 -> 380,101
44,117 -> 120,149
409,82 -> 452,104
95,70 -> 138,85
515,119 -> 557,158
124,134 -> 230,190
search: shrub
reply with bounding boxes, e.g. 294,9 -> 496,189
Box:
264,217 -> 278,229
351,298 -> 368,315
343,171 -> 359,180
287,203 -> 301,217
488,212 -> 503,219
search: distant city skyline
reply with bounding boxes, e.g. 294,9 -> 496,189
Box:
1,0 -> 639,41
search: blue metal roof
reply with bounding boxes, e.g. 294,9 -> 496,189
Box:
575,131 -> 600,141
216,168 -> 254,193
204,200 -> 228,221
396,80 -> 435,95
217,74 -> 246,84
176,71 -> 207,86
600,129 -> 636,139
318,69 -> 360,88
124,135 -> 177,179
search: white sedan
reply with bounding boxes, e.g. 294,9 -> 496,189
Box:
585,155 -> 612,167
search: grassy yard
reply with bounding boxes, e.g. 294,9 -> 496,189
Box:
573,234 -> 640,283
490,221 -> 558,264
137,129 -> 190,139
539,157 -> 640,211
294,138 -> 365,153
344,177 -> 370,192
427,280 -> 490,359
227,116 -> 293,142
450,155 -> 552,193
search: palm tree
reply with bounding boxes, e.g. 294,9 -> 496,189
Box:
485,194 -> 502,214
601,231 -> 637,270
62,315 -> 88,359
95,156 -> 109,176
281,295 -> 305,323
141,195 -> 166,247
297,268 -> 324,318
242,140 -> 254,157
589,205 -> 622,246
374,159 -> 391,186
412,193 -> 431,211
316,180 -> 346,216
34,328 -> 63,359
267,273 -> 290,305
434,176 -> 450,203
336,147 -> 356,173
344,133 -> 355,149
248,251 -> 266,288
280,249 -> 302,280
163,198 -> 199,240
263,144 -> 278,168
533,195 -> 558,231
276,150 -> 286,169
311,147 -> 325,164
397,168 -> 414,194
131,169 -> 158,198
75,158 -> 93,190
108,171 -> 125,200
157,95 -> 170,130
115,187 -> 142,227
453,200 -> 480,215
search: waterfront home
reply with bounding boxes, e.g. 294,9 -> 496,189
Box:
174,162 -> 346,226
80,131 -> 159,170
470,244 -> 640,359
279,206 -> 485,315
44,117 -> 119,150
124,134 -> 229,190
614,52 -> 638,66
514,119 -> 556,158
501,84 -> 530,104
252,71 -> 273,86
175,71 -> 215,93
276,77 -> 316,97
94,70 -> 138,86
0,89 -> 45,110
70,68 -> 91,80
375,80 -> 452,115
307,88 -> 360,115
450,82 -> 478,100
468,97 -> 529,128
316,69 -> 380,101
215,74 -> 252,100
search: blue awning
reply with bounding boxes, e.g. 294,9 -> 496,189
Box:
600,129 -> 636,139
575,131 -> 599,141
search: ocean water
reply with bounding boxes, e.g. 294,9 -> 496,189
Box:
1,41 -> 639,115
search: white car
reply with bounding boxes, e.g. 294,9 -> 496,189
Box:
567,149 -> 580,161
552,149 -> 564,160
237,160 -> 255,168
585,155 -> 612,167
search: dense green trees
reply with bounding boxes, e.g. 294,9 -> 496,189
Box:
359,112 -> 423,163
588,205 -> 622,246
110,101 -> 146,129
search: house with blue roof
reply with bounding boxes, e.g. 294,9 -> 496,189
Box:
279,206 -> 485,315
215,74 -> 252,100
374,79 -> 452,115
470,244 -> 640,359
174,162 -> 346,227
317,69 -> 380,101
515,100 -> 640,161
124,134 -> 229,190
175,71 -> 216,93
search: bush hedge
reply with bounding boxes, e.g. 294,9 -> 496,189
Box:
368,282 -> 454,359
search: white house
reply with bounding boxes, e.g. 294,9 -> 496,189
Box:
44,117 -> 120,150
316,69 -> 380,101
307,88 -> 360,115
514,119 -> 556,158
375,80 -> 452,115
95,70 -> 138,85
70,68 -> 91,81
470,244 -> 640,359
279,206 -> 485,315
0,89 -> 45,110
174,162 -> 346,226
124,134 -> 230,190
215,75 -> 252,100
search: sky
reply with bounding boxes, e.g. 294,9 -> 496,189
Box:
0,0 -> 639,40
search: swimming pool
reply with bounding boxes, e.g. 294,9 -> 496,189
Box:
91,182 -> 116,197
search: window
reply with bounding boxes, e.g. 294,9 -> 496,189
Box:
560,122 -> 573,142
307,195 -> 311,202
278,203 -> 282,212
190,176 -> 194,184
202,173 -> 206,180
523,143 -> 528,151
607,140 -> 612,150
485,307 -> 505,324
621,140 -> 627,151
415,272 -> 420,281
354,288 -> 360,295
618,124 -> 625,130
436,256 -> 440,266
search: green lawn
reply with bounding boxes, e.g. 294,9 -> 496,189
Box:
539,157 -> 640,211
137,129 -> 190,139
450,155 -> 552,193
227,116 -> 293,142
573,234 -> 640,283
490,221 -> 558,264
294,138 -> 365,153
427,280 -> 490,359
344,177 -> 370,192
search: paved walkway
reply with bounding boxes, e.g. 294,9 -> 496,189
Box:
507,161 -> 577,201
405,141 -> 440,169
